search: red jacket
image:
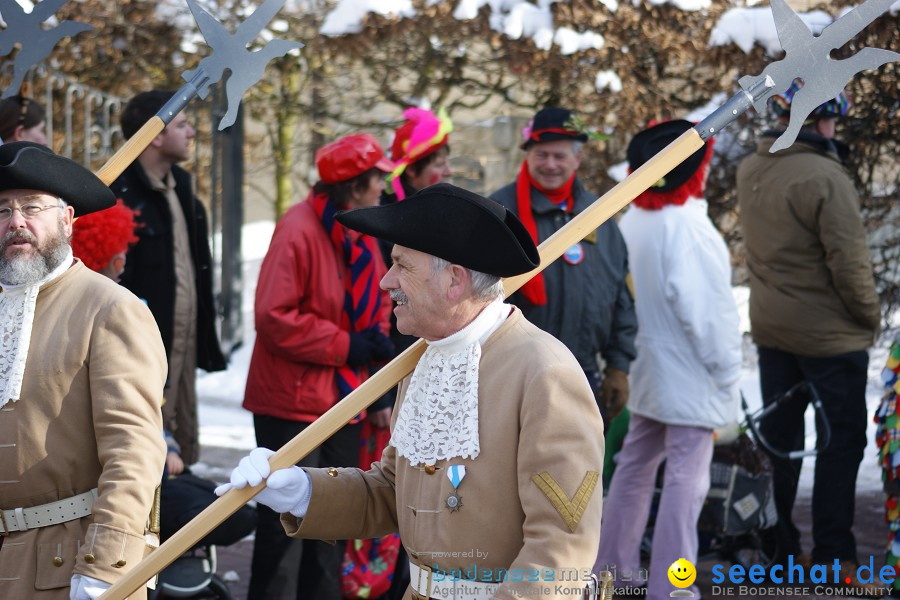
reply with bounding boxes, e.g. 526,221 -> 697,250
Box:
243,198 -> 391,422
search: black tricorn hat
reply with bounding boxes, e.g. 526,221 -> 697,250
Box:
626,120 -> 708,192
521,107 -> 588,150
0,142 -> 115,216
335,183 -> 540,278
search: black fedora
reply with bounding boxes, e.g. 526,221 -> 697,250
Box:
335,183 -> 540,278
626,120 -> 709,192
521,107 -> 588,150
0,142 -> 115,216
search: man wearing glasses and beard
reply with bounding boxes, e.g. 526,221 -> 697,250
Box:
0,142 -> 166,599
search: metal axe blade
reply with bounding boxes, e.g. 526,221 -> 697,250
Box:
96,0 -> 298,184
0,0 -> 92,99
181,0 -> 302,130
735,0 -> 898,152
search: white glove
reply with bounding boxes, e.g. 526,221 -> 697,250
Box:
70,574 -> 111,599
214,447 -> 312,517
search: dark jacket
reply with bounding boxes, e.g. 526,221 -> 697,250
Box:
111,161 -> 226,372
736,130 -> 880,355
490,177 -> 637,374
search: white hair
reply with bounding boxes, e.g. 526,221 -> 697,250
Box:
431,256 -> 504,301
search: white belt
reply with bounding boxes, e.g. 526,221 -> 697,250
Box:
409,561 -> 499,600
0,489 -> 97,535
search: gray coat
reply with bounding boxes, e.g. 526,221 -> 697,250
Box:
490,178 -> 637,374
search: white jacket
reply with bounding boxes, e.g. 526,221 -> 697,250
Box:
619,198 -> 742,429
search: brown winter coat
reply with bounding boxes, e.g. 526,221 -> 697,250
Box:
0,261 -> 167,599
737,135 -> 880,356
283,308 -> 605,600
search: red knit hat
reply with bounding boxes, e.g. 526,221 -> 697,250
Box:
71,199 -> 138,272
315,134 -> 395,184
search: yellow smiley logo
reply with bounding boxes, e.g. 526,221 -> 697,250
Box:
667,558 -> 696,588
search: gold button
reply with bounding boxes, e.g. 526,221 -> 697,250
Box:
84,553 -> 95,564
327,468 -> 339,477
424,465 -> 436,475
115,559 -> 127,568
52,556 -> 64,567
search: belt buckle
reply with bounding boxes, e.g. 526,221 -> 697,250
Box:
413,563 -> 433,600
0,510 -> 8,536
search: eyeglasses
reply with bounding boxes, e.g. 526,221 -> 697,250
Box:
0,204 -> 62,222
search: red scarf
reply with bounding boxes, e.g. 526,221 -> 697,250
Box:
515,161 -> 575,306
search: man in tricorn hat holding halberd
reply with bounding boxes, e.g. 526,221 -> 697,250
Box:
0,142 -> 166,599
220,183 -> 605,600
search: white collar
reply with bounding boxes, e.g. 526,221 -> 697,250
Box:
0,249 -> 73,407
391,298 -> 509,467
426,298 -> 507,354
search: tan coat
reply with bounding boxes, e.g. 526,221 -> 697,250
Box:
0,261 -> 167,599
737,136 -> 881,355
283,309 -> 605,600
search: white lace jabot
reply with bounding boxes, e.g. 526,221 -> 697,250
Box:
391,298 -> 509,467
0,249 -> 73,408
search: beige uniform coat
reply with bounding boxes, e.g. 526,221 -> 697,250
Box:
0,261 -> 167,599
283,309 -> 604,600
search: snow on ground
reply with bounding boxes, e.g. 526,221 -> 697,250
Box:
196,220 -> 896,496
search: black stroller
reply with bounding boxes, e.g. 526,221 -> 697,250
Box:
149,472 -> 256,599
641,380 -> 831,569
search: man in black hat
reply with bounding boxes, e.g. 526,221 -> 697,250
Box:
489,107 -> 637,424
0,142 -> 166,599
219,183 -> 605,600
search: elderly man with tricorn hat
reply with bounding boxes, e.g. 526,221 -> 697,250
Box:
489,107 -> 637,426
0,142 -> 166,599
220,183 -> 605,600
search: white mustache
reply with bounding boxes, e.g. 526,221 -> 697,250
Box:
389,289 -> 408,304
1,230 -> 37,251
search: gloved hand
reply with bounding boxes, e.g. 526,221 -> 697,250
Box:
347,331 -> 374,368
214,447 -> 312,517
600,368 -> 629,421
363,328 -> 395,362
70,574 -> 111,599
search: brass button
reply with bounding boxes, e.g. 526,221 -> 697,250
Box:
84,553 -> 95,564
327,468 -> 339,477
52,556 -> 64,567
424,465 -> 436,475
115,559 -> 127,568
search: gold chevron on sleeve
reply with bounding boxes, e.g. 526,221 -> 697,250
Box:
531,470 -> 599,533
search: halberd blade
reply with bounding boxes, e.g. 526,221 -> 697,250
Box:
181,0 -> 302,130
0,0 -> 92,99
737,0 -> 898,152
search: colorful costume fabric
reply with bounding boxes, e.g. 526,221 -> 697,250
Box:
876,335 -> 900,591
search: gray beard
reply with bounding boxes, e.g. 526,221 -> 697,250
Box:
0,223 -> 71,286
